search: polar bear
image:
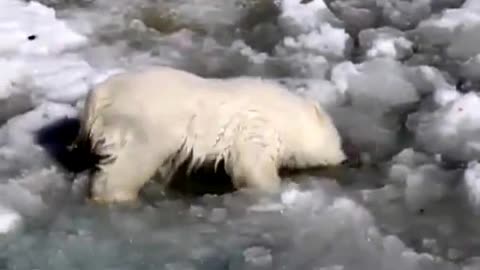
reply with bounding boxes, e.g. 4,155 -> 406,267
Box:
74,66 -> 347,203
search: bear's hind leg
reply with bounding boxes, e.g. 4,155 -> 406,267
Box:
89,124 -> 159,204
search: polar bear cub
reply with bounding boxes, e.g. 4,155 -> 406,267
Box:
76,66 -> 346,203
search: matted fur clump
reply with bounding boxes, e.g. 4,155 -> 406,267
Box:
75,66 -> 346,203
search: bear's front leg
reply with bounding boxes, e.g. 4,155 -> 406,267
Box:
89,123 -> 160,204
228,126 -> 282,193
230,157 -> 281,193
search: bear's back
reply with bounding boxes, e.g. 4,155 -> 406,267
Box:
96,67 -> 305,117
90,66 -> 313,143
91,67 -> 210,125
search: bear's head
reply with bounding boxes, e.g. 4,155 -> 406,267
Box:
283,100 -> 347,169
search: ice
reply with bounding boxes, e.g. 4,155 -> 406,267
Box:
275,0 -> 343,35
26,56 -> 95,104
0,93 -> 34,125
207,208 -> 227,223
276,24 -> 351,60
242,246 -> 272,268
403,164 -> 452,210
420,9 -> 480,33
382,149 -> 459,211
459,55 -> 480,83
164,262 -> 196,270
331,59 -> 420,113
325,0 -> 379,32
464,257 -> 480,270
412,4 -> 480,48
327,59 -> 425,159
388,149 -> 461,210
378,0 -> 432,30
405,65 -> 452,96
1,56 -> 93,113
447,23 -> 480,60
274,0 -> 351,75
0,0 -> 87,56
0,102 -> 77,148
278,24 -> 349,58
0,206 -> 22,235
326,0 -> 435,32
0,59 -> 31,99
358,27 -> 413,60
0,2 -> 99,229
463,0 -> 480,12
407,92 -> 480,161
463,161 -> 480,211
0,0 -> 96,110
279,78 -> 345,106
327,106 -> 400,161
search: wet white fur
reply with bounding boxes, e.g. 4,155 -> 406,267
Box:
78,66 -> 346,203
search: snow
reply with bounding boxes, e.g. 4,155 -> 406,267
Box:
0,0 -> 480,269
